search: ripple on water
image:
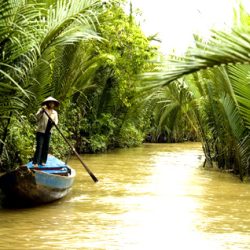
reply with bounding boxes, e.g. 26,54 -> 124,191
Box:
1,143 -> 250,249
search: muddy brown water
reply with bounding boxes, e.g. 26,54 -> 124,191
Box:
0,142 -> 250,249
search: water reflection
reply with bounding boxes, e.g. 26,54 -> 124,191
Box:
1,142 -> 250,249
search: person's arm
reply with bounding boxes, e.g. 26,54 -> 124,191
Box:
49,110 -> 58,126
36,106 -> 46,120
53,111 -> 58,125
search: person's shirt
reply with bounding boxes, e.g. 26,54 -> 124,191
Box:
36,108 -> 58,133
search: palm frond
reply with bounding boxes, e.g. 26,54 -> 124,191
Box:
220,94 -> 245,140
227,64 -> 250,129
40,0 -> 102,52
239,135 -> 250,172
142,25 -> 250,87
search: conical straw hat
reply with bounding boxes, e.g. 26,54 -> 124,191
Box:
41,96 -> 60,107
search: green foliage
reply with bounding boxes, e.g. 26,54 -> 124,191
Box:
141,79 -> 199,143
0,116 -> 35,170
89,134 -> 109,153
59,2 -> 158,153
49,129 -> 73,160
117,123 -> 144,148
0,0 -> 103,170
9,116 -> 35,164
135,0 -> 250,180
0,111 -> 74,170
87,1 -> 158,109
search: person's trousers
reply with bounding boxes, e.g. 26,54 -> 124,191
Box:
33,132 -> 51,165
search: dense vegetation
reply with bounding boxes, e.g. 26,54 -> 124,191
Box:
0,0 -> 159,171
0,0 -> 249,180
141,3 -> 250,179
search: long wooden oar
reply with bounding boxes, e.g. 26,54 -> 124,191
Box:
43,108 -> 98,182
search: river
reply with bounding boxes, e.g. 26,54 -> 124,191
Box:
0,142 -> 250,249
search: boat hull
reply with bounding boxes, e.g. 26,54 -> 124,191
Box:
0,156 -> 76,206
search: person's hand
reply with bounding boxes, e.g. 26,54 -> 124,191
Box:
42,105 -> 47,110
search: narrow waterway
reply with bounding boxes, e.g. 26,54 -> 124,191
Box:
1,142 -> 250,250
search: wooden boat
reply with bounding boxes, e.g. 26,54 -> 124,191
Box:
0,155 -> 76,206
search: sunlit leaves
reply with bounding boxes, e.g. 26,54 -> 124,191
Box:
40,0 -> 102,53
0,0 -> 103,166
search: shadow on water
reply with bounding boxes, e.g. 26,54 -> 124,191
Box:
0,189 -> 47,209
0,181 -> 46,209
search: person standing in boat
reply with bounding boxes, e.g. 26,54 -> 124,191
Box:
32,97 -> 60,167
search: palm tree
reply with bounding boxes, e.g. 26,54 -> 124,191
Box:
142,80 -> 197,143
142,3 -> 250,178
0,0 -> 103,168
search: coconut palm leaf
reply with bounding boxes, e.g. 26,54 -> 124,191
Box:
0,0 -> 43,89
28,0 -> 103,107
140,2 -> 250,175
220,94 -> 245,140
0,0 -> 103,163
40,0 -> 102,53
30,42 -> 115,109
219,93 -> 249,176
142,25 -> 250,88
0,0 -> 103,112
239,135 -> 250,173
227,64 -> 250,129
144,79 -> 197,142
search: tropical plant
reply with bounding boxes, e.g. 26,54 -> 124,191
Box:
0,0 -> 103,169
65,1 -> 158,152
141,2 -> 250,179
143,79 -> 198,143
